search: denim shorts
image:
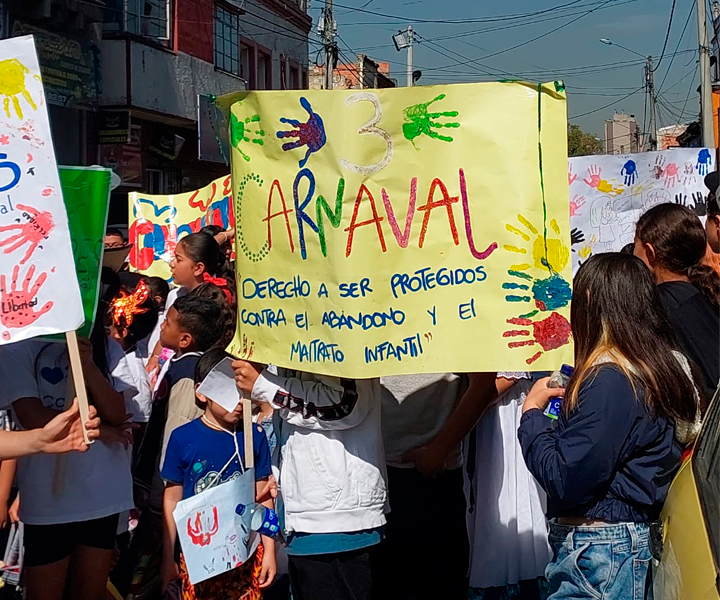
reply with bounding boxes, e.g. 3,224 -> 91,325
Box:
546,521 -> 653,600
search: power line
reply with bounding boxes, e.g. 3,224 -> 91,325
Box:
658,2 -> 694,91
326,0 -> 592,25
653,0 -> 677,71
569,87 -> 644,119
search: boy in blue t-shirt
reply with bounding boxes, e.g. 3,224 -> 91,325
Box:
160,348 -> 276,599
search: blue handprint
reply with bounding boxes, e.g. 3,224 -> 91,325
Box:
696,149 -> 712,176
621,160 -> 637,186
277,97 -> 326,168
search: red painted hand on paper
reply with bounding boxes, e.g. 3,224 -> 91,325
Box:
0,204 -> 54,264
583,165 -> 602,189
504,312 -> 572,365
0,264 -> 53,328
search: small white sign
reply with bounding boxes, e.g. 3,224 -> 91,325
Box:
196,357 -> 243,413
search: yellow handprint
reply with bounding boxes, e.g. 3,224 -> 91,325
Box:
597,179 -> 623,195
0,59 -> 38,120
578,234 -> 596,259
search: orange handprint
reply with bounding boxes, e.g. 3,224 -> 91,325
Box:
0,204 -> 54,264
187,506 -> 219,547
0,264 -> 53,328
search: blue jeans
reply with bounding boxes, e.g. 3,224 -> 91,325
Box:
546,522 -> 653,600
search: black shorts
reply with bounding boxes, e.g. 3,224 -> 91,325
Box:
24,514 -> 120,567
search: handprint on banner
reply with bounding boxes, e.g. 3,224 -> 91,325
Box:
663,162 -> 679,188
675,191 -> 707,216
696,149 -> 712,176
570,227 -> 584,247
502,214 -> 572,364
569,194 -> 586,217
0,204 -> 54,264
583,165 -> 622,195
276,97 -> 326,168
503,312 -> 572,365
568,163 -> 577,186
230,110 -> 265,162
682,161 -> 697,186
651,155 -> 666,180
0,59 -> 39,120
0,264 -> 53,328
577,235 -> 595,260
621,159 -> 637,185
402,94 -> 459,149
187,507 -> 219,547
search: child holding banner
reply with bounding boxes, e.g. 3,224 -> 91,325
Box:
233,360 -> 387,600
161,348 -> 275,598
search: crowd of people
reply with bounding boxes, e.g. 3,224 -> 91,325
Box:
0,180 -> 717,600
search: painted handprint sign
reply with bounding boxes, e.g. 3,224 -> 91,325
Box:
696,148 -> 712,175
0,204 -> 54,264
503,312 -> 572,365
231,109 -> 265,163
663,162 -> 679,188
583,165 -> 622,195
0,58 -> 39,120
621,160 -> 637,185
402,94 -> 459,149
0,264 -> 53,328
276,97 -> 326,168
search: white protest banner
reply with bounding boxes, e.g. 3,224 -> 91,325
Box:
0,36 -> 83,343
568,148 -> 713,273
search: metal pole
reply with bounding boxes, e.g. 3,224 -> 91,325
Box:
698,0 -> 715,146
324,0 -> 334,90
646,57 -> 657,151
406,25 -> 413,87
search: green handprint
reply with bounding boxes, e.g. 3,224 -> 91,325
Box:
231,111 -> 265,162
402,93 -> 459,150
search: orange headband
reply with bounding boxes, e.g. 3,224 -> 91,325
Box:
111,281 -> 150,327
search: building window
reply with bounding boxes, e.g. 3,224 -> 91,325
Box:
302,68 -> 308,89
289,64 -> 299,90
241,41 -> 256,88
105,0 -> 171,41
214,5 -> 240,75
257,47 -> 272,90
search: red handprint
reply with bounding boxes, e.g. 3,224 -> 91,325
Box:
569,194 -> 586,217
503,312 -> 572,365
568,163 -> 577,186
664,162 -> 679,188
583,165 -> 602,189
0,204 -> 54,264
187,506 -> 219,547
0,264 -> 53,328
651,155 -> 666,180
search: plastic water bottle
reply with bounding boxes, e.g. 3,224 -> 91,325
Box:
544,364 -> 574,420
235,503 -> 280,537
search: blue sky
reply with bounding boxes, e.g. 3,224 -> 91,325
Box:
308,0 -> 703,140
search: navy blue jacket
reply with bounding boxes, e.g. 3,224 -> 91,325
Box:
518,365 -> 682,523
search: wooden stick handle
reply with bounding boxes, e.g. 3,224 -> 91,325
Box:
242,398 -> 254,469
65,331 -> 92,446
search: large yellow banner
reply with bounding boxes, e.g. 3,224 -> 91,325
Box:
227,82 -> 573,377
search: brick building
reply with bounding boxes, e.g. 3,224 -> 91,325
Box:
310,54 -> 395,90
1,0 -> 311,224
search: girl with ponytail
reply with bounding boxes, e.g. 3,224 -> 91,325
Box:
634,203 -> 720,399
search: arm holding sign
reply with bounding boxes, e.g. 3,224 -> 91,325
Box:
233,360 -> 373,431
1,399 -> 100,459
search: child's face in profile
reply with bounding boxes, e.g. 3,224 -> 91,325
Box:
170,242 -> 199,289
160,307 -> 187,352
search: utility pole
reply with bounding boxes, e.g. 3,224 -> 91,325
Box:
392,26 -> 416,87
406,25 -> 414,87
646,57 -> 657,151
320,0 -> 337,89
697,0 -> 715,147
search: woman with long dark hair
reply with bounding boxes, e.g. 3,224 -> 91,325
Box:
518,253 -> 699,600
634,203 -> 720,399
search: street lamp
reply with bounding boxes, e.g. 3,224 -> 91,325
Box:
598,38 -> 647,60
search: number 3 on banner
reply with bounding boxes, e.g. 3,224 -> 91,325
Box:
339,93 -> 393,175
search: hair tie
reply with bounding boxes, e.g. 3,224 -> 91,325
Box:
203,272 -> 233,303
111,281 -> 150,327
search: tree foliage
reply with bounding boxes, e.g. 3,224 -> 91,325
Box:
567,124 -> 603,157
